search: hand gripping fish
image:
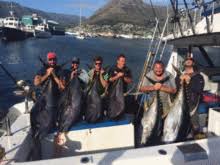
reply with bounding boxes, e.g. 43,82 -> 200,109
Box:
138,76 -> 171,146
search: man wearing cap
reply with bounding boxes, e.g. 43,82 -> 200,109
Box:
69,57 -> 89,86
34,52 -> 65,90
33,52 -> 65,138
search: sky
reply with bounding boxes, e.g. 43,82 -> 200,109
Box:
2,0 -> 110,18
2,0 -> 170,18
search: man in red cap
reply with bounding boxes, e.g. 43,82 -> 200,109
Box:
33,52 -> 65,141
34,52 -> 64,90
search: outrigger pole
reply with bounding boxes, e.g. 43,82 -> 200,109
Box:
149,0 -> 161,34
183,0 -> 196,35
201,0 -> 211,33
170,0 -> 184,36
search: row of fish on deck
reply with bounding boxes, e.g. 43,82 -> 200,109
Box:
30,51 -> 206,150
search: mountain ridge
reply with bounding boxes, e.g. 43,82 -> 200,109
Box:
88,0 -> 167,28
0,1 -> 84,27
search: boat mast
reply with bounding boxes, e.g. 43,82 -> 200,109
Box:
79,2 -> 82,29
9,2 -> 15,17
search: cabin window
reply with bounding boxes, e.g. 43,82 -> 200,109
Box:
9,23 -> 13,25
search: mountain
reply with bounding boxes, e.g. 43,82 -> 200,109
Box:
88,0 -> 167,27
0,1 -> 84,27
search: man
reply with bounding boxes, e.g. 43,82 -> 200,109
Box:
33,52 -> 65,134
55,57 -> 88,146
34,52 -> 65,90
88,56 -> 108,95
109,54 -> 132,92
108,54 -> 132,119
63,57 -> 89,87
180,57 -> 204,139
83,56 -> 108,123
140,60 -> 176,117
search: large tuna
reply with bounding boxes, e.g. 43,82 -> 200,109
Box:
162,84 -> 190,143
108,78 -> 125,120
30,78 -> 55,140
138,92 -> 163,146
58,77 -> 82,132
85,79 -> 102,123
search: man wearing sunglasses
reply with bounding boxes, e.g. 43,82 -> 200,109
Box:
63,57 -> 89,87
88,56 -> 108,95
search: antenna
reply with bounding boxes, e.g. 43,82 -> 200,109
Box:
9,2 -> 15,16
80,3 -> 82,28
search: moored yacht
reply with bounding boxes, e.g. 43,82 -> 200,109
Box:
34,24 -> 52,38
1,11 -> 27,41
0,18 -> 3,37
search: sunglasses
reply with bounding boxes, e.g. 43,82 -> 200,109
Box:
95,62 -> 102,65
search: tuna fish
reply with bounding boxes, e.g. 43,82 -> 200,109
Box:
108,78 -> 125,120
85,79 -> 102,123
162,85 -> 190,143
138,92 -> 163,146
57,77 -> 82,132
30,78 -> 55,140
30,78 -> 56,160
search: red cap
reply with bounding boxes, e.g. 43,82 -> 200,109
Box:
47,52 -> 56,59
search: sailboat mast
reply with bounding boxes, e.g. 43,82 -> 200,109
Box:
80,3 -> 82,28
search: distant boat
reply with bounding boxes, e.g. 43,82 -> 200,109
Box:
75,34 -> 85,40
75,2 -> 86,40
0,18 -> 3,38
1,10 -> 27,41
47,20 -> 65,36
34,23 -> 51,38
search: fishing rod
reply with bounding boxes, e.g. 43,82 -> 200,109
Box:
0,62 -> 17,84
0,62 -> 29,90
0,62 -> 33,113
